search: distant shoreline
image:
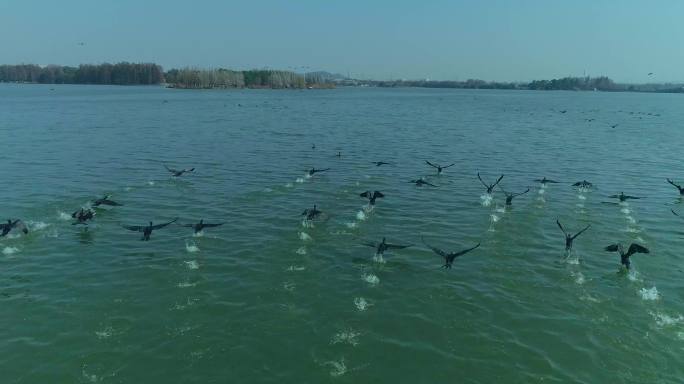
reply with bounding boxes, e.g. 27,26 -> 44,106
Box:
1,62 -> 682,93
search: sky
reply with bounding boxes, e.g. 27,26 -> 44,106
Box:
1,0 -> 683,83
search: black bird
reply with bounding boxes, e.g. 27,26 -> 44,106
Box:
572,180 -> 593,189
608,192 -> 641,202
373,161 -> 392,167
425,160 -> 455,175
556,220 -> 591,251
610,124 -> 619,128
165,165 -> 195,177
478,172 -> 504,194
360,191 -> 384,205
122,218 -> 178,241
534,177 -> 560,184
648,72 -> 654,76
181,219 -> 224,234
559,110 -> 567,114
604,243 -> 649,269
500,187 -> 530,205
311,144 -> 316,150
0,219 -> 28,237
362,237 -> 411,256
410,179 -> 437,187
71,208 -> 95,225
92,194 -> 122,207
672,209 -> 683,218
307,168 -> 330,176
422,237 -> 480,269
336,152 -> 341,157
301,205 -> 322,220
666,178 -> 684,195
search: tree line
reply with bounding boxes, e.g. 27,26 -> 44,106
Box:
0,63 -> 163,85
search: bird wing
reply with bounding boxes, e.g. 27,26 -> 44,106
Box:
373,191 -> 384,198
513,188 -> 530,197
71,210 -> 80,218
361,241 -> 378,248
572,224 -> 591,239
608,194 -> 619,198
151,218 -> 178,230
386,243 -> 411,250
99,199 -> 122,206
673,209 -> 682,218
201,223 -> 224,228
453,243 -> 481,257
477,172 -> 489,188
422,237 -> 447,257
122,225 -> 144,232
624,195 -> 641,200
301,209 -> 310,216
604,244 -> 620,252
626,243 -> 649,257
424,181 -> 437,187
556,220 -> 567,235
443,163 -> 456,169
360,191 -> 370,198
492,174 -> 504,188
545,179 -> 559,183
425,160 -> 438,168
164,165 -> 179,173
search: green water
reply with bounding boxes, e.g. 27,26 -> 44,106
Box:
1,84 -> 683,383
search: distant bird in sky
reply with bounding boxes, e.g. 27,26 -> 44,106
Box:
611,124 -> 619,128
373,161 -> 392,167
604,243 -> 649,269
360,190 -> 384,205
666,178 -> 684,195
165,165 -> 194,177
0,219 -> 28,237
362,237 -> 411,256
422,237 -> 480,269
557,220 -> 590,251
180,219 -> 224,234
92,194 -> 122,207
648,72 -> 654,76
122,218 -> 178,241
478,172 -> 504,194
425,160 -> 455,175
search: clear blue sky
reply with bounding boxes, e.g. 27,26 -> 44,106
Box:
1,0 -> 682,83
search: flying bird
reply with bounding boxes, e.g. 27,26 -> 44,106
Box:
478,172 -> 504,194
165,165 -> 195,177
0,219 -> 28,237
360,191 -> 384,205
604,243 -> 649,269
422,237 -> 480,269
425,160 -> 455,175
92,194 -> 122,207
362,237 -> 411,256
122,218 -> 178,241
500,187 -> 530,205
557,220 -> 591,251
572,180 -> 593,189
72,208 -> 95,225
373,161 -> 392,167
534,177 -> 560,185
608,192 -> 641,202
307,168 -> 330,176
180,219 -> 224,234
410,179 -> 437,187
301,205 -> 322,220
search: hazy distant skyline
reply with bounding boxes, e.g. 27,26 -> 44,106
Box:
1,0 -> 683,83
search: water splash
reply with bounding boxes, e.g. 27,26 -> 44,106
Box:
177,281 -> 197,288
185,241 -> 200,253
301,219 -> 315,228
650,311 -> 684,327
192,231 -> 204,238
345,222 -> 358,229
354,297 -> 372,311
639,286 -> 660,301
147,181 -> 155,186
480,193 -> 493,207
362,272 -> 379,285
295,178 -> 305,184
285,182 -> 293,188
331,329 -> 360,346
28,221 -> 49,230
286,265 -> 306,271
324,357 -> 347,377
2,246 -> 19,255
58,211 -> 72,220
184,260 -> 199,270
371,253 -> 386,264
356,210 -> 367,221
95,326 -> 114,339
296,246 -> 307,255
299,232 -> 312,241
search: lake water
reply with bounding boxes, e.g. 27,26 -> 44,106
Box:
1,84 -> 683,383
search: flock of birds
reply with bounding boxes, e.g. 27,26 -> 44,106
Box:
2,157 -> 683,271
